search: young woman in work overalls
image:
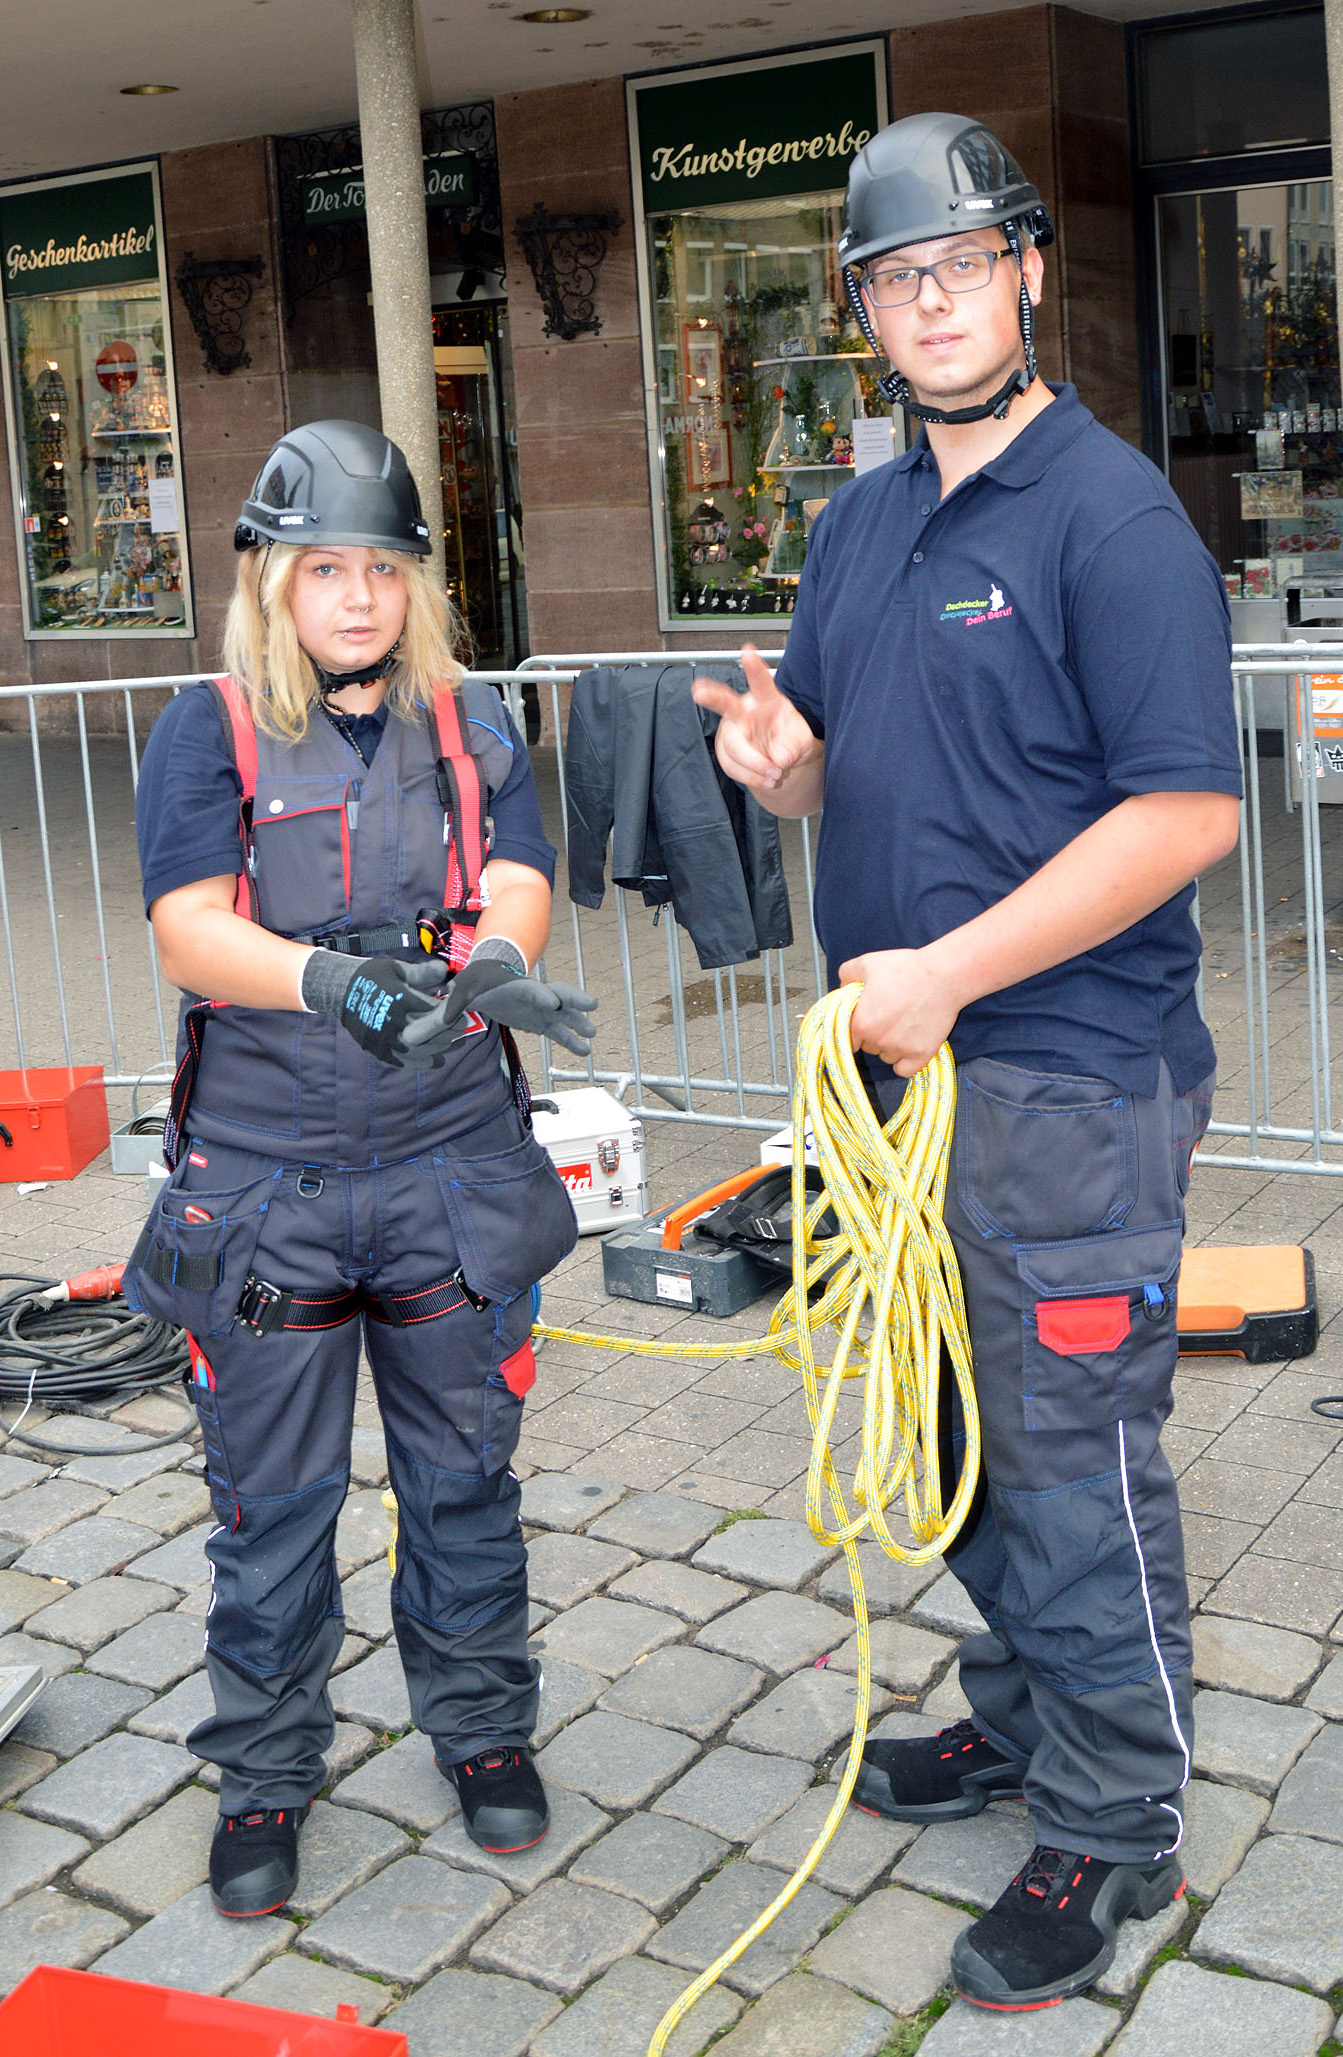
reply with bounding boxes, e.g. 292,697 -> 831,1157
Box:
124,421 -> 594,1915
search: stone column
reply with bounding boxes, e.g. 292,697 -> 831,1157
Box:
1329,0 -> 1343,308
350,0 -> 444,583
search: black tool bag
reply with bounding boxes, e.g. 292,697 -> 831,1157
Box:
691,1165 -> 838,1275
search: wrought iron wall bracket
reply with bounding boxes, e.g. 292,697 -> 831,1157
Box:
174,254 -> 265,374
512,206 -> 622,340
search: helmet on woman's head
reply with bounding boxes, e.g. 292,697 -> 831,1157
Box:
234,420 -> 432,556
838,113 -> 1055,427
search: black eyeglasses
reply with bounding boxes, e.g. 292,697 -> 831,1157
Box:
863,249 -> 1015,308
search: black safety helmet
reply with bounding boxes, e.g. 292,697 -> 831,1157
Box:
837,113 -> 1055,427
234,419 -> 432,556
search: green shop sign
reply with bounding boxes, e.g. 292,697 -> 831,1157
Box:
0,168 -> 159,299
634,46 -> 883,214
300,151 -> 474,225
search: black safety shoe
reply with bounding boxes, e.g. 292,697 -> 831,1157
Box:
852,1718 -> 1025,1823
445,1746 -> 549,1852
209,1803 -> 307,1917
952,1844 -> 1185,2008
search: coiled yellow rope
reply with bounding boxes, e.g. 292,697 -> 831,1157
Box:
533,985 -> 980,2057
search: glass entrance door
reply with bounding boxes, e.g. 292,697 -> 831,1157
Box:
432,302 -> 525,668
1156,179 -> 1340,597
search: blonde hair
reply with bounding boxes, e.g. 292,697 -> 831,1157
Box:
222,543 -> 469,742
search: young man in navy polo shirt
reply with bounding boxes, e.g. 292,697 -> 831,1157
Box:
695,113 -> 1243,2009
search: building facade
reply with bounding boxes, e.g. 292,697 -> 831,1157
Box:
0,0 -> 1334,710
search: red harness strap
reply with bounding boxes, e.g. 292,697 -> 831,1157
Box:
428,688 -> 488,972
157,679 -> 492,1166
210,675 -> 259,920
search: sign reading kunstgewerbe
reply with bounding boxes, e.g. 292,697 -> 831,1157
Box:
633,47 -> 883,214
0,170 -> 159,299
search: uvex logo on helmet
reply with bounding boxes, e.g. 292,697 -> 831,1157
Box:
234,420 -> 433,559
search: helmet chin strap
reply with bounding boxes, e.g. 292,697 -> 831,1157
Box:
315,637 -> 402,695
843,217 -> 1039,429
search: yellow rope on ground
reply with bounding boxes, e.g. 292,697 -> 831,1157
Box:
532,984 -> 979,2057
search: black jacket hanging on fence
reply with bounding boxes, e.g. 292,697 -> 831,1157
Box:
564,663 -> 794,971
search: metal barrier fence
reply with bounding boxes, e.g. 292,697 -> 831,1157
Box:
1,646 -> 1342,1172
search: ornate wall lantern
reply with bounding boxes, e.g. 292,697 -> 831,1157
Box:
512,205 -> 623,340
174,254 -> 265,375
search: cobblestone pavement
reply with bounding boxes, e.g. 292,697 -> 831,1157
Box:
4,1119 -> 1343,2057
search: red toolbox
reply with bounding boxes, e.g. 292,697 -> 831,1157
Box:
0,1066 -> 109,1181
0,1965 -> 408,2056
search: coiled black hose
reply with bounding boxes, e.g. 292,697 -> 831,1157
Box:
0,1272 -> 194,1457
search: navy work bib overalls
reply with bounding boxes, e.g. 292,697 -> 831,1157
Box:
125,684 -> 577,1813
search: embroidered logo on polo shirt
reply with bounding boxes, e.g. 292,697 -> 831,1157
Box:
939,581 -> 1012,626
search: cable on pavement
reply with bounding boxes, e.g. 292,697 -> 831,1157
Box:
531,983 -> 979,2056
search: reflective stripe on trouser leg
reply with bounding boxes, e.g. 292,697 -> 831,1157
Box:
188,1471 -> 350,1815
917,1057 -> 1210,1864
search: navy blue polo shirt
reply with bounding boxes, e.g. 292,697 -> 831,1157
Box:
776,384 -> 1242,1098
136,679 -> 555,912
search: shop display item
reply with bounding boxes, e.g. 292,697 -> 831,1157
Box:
648,191 -> 897,621
0,166 -> 190,636
1158,176 -> 1340,595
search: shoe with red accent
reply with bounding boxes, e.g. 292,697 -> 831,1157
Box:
951,1844 -> 1185,2008
209,1802 -> 307,1916
445,1746 -> 549,1853
852,1717 -> 1025,1823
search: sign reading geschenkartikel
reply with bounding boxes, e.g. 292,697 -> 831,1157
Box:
0,168 -> 160,300
632,43 -> 886,214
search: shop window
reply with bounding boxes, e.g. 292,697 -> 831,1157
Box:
1135,6 -> 1327,165
630,43 -> 892,628
1157,179 -> 1340,593
0,165 -> 191,638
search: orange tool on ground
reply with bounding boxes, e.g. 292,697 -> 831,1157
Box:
1177,1244 -> 1317,1362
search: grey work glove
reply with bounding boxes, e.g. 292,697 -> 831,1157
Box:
401,936 -> 599,1060
471,976 -> 598,1057
300,950 -> 446,1069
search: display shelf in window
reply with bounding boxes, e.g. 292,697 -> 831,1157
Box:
645,209 -> 899,621
629,40 -> 891,626
0,162 -> 193,638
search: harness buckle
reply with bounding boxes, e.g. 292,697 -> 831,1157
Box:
452,1266 -> 492,1312
237,1274 -> 289,1337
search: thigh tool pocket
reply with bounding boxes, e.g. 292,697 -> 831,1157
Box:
956,1059 -> 1137,1241
1015,1219 -> 1183,1432
432,1123 -> 578,1304
124,1170 -> 278,1338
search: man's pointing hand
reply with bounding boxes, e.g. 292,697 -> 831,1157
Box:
691,643 -> 819,793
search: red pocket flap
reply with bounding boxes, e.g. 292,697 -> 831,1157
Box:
1036,1295 -> 1131,1356
499,1340 -> 536,1397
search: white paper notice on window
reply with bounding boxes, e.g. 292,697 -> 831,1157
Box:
851,417 -> 896,476
147,478 -> 178,534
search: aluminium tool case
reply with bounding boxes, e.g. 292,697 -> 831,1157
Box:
531,1086 -> 648,1234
